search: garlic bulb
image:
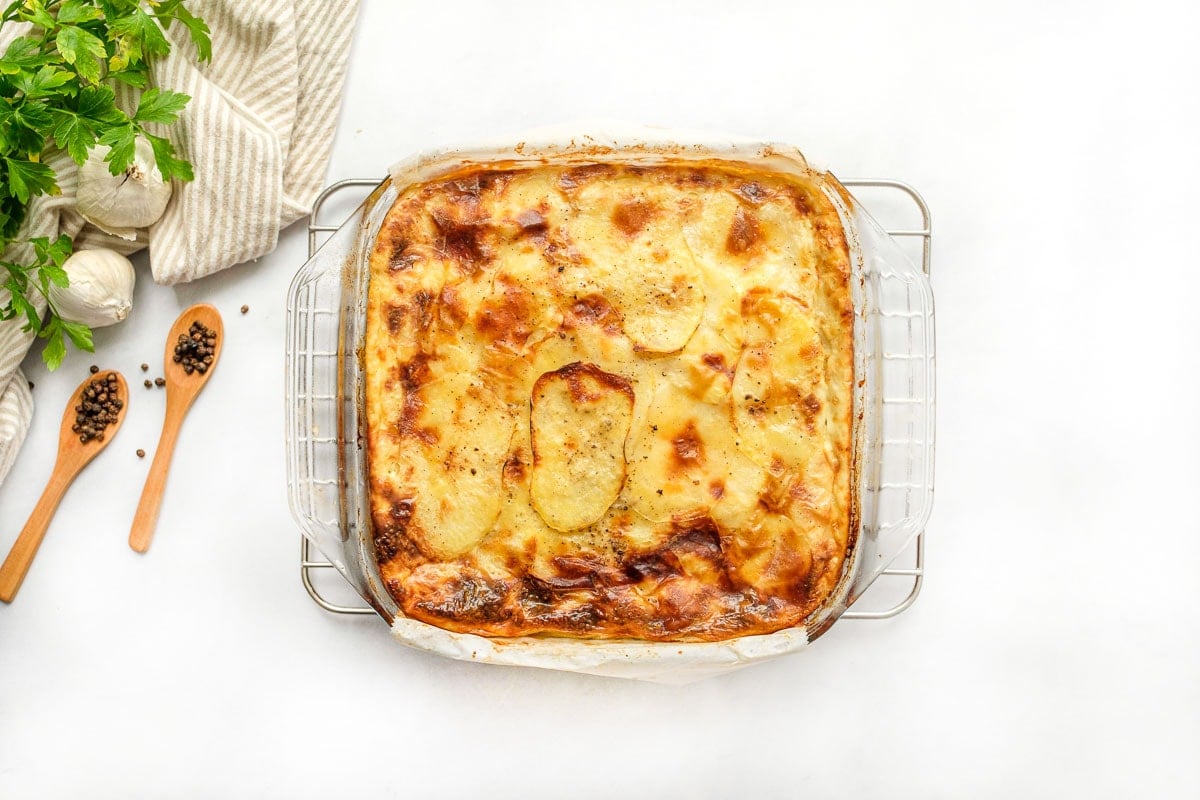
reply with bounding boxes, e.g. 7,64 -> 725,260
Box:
48,249 -> 136,328
77,136 -> 173,240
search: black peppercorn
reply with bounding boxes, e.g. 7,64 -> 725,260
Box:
172,319 -> 219,377
76,370 -> 124,444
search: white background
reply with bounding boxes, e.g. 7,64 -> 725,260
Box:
2,1 -> 1199,797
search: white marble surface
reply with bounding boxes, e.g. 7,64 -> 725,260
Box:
2,1 -> 1198,797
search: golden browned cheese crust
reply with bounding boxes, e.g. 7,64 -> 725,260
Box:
365,162 -> 853,641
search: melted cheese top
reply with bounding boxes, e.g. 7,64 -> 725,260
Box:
365,162 -> 853,642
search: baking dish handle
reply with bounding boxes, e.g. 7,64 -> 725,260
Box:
845,199 -> 936,597
284,212 -> 363,577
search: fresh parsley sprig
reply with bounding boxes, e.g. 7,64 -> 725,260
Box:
0,232 -> 92,367
0,0 -> 210,369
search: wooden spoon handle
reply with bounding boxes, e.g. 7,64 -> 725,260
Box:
128,402 -> 186,554
0,463 -> 76,603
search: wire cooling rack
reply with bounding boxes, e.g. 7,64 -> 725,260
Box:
299,177 -> 931,618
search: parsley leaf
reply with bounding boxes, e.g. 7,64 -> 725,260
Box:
14,65 -> 75,98
40,317 -> 68,370
55,25 -> 109,85
134,87 -> 189,125
4,156 -> 58,203
110,8 -> 170,61
56,0 -> 103,25
17,1 -> 56,31
144,131 -> 191,182
75,84 -> 124,125
61,318 -> 93,350
155,0 -> 212,62
108,67 -> 147,87
50,109 -> 97,164
0,38 -> 45,75
97,122 -> 136,173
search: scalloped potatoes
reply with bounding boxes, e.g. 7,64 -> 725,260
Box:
365,162 -> 854,641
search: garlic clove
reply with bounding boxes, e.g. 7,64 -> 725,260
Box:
77,137 -> 173,236
48,249 -> 137,329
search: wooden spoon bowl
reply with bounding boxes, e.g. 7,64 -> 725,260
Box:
0,369 -> 128,602
129,304 -> 224,553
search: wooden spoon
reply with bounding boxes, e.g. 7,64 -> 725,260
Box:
129,304 -> 224,554
0,370 -> 128,602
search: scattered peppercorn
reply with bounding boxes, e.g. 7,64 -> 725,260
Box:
144,379 -> 152,389
174,320 -> 218,375
136,449 -> 145,458
141,363 -> 149,372
240,304 -> 249,314
155,377 -> 165,387
73,371 -> 123,444
89,365 -> 99,374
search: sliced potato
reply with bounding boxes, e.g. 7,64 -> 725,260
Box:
530,363 -> 635,532
723,512 -> 813,594
528,311 -> 641,383
564,192 -> 706,353
625,379 -> 765,529
616,263 -> 705,352
401,372 -> 515,558
732,289 -> 827,472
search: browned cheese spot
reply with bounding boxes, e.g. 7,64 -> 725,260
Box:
778,548 -> 817,604
382,218 -> 420,272
789,480 -> 815,505
413,574 -> 513,624
373,490 -> 425,563
396,357 -> 438,446
670,420 -> 705,472
757,473 -> 793,514
438,285 -> 468,328
532,227 -> 584,272
612,197 -> 659,237
385,304 -> 406,334
624,548 -> 683,583
734,182 -> 772,205
623,513 -> 727,587
475,275 -> 534,347
801,392 -> 822,432
471,170 -> 515,194
545,361 -> 635,405
791,188 -> 812,216
431,188 -> 492,271
503,452 -> 527,484
516,208 -> 547,233
563,295 -> 623,335
548,555 -> 629,590
701,352 -> 734,380
675,168 -> 718,188
558,163 -> 616,191
726,206 -> 762,255
814,216 -> 849,258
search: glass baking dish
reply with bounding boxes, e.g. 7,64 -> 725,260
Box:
284,125 -> 935,681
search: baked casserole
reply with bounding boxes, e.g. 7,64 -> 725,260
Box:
364,161 -> 854,642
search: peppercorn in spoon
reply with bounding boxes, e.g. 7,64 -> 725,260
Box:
0,369 -> 128,602
129,304 -> 223,553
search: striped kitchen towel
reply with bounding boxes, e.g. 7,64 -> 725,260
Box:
0,0 -> 359,487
